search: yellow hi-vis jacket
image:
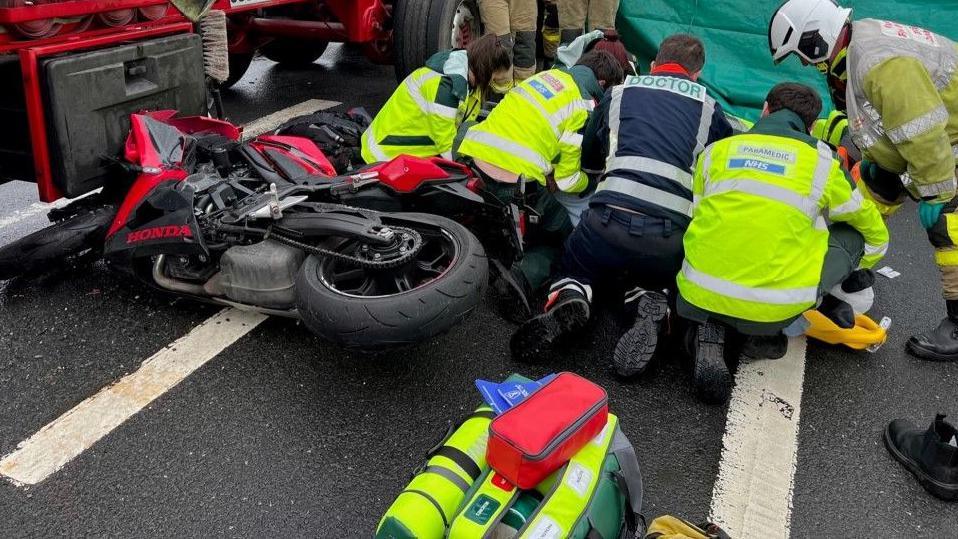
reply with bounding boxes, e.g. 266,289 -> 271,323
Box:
457,66 -> 603,193
677,110 -> 889,323
362,50 -> 480,163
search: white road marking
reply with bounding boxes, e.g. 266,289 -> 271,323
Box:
0,188 -> 101,232
0,308 -> 267,486
0,201 -> 62,230
0,99 -> 340,486
241,99 -> 340,139
709,337 -> 808,539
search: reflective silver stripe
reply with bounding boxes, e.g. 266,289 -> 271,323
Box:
809,142 -> 834,207
515,86 -> 560,136
608,85 -> 625,156
423,466 -> 471,493
916,177 -> 958,198
441,150 -> 453,160
693,96 -> 716,158
681,261 -> 818,305
606,155 -> 693,190
887,105 -> 949,144
463,130 -> 551,171
549,277 -> 593,302
515,88 -> 593,136
864,242 -> 889,257
555,171 -> 583,191
550,99 -> 594,128
815,215 -> 828,231
430,102 -> 460,120
560,131 -> 583,148
364,128 -> 388,161
692,146 -> 715,212
829,190 -> 865,218
706,179 -> 819,220
596,176 -> 692,215
408,70 -> 458,120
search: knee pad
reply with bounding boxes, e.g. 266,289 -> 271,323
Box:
560,28 -> 583,46
513,30 -> 537,69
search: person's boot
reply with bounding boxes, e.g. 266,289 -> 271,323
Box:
907,300 -> 958,361
689,320 -> 732,405
510,279 -> 591,363
613,288 -> 669,378
884,414 -> 958,501
740,333 -> 788,361
490,261 -> 533,324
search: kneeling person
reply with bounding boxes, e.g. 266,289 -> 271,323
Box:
362,34 -> 511,163
510,34 -> 733,370
457,50 -> 625,320
677,83 -> 889,403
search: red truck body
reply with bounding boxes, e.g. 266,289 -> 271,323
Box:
0,0 -> 408,202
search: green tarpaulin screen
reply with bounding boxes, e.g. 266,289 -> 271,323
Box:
616,1 -> 956,121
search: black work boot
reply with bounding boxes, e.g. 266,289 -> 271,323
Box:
907,300 -> 958,362
510,283 -> 590,363
490,261 -> 533,324
689,321 -> 732,405
740,333 -> 788,361
613,288 -> 669,378
884,414 -> 958,501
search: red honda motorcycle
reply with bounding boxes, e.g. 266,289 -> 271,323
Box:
0,111 -> 518,350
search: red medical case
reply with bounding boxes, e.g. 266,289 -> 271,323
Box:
486,372 -> 609,489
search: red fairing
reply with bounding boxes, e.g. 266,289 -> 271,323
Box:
110,111 -> 197,237
165,115 -> 242,141
371,155 -> 471,193
253,135 -> 337,176
107,169 -> 188,238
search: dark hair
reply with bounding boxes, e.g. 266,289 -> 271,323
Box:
589,30 -> 637,76
467,34 -> 512,93
655,34 -> 705,73
765,82 -> 823,130
575,50 -> 625,87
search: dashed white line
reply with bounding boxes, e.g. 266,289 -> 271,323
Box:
0,308 -> 267,486
709,336 -> 808,538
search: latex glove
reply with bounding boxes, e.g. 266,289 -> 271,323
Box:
918,200 -> 945,230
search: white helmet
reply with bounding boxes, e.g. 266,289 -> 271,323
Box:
768,0 -> 851,65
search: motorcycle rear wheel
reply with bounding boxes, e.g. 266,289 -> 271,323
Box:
0,205 -> 116,280
295,212 -> 488,350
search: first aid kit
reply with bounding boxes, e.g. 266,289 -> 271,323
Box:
486,372 -> 609,489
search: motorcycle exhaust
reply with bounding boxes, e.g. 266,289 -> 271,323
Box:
152,255 -> 209,296
152,255 -> 300,319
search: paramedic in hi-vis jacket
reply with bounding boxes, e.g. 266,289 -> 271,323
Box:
676,83 -> 888,404
457,50 -> 625,323
770,0 -> 958,361
510,34 -> 733,374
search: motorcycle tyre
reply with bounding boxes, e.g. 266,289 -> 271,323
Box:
0,205 -> 116,280
295,213 -> 488,350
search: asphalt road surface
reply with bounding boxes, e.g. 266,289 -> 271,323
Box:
1,45 -> 957,537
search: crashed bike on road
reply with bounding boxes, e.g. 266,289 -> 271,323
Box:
0,111 -> 528,350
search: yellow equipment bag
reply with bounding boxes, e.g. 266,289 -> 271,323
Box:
376,406 -> 494,539
803,310 -> 889,351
